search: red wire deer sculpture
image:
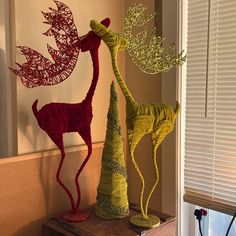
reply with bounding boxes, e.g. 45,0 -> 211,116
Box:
32,18 -> 110,222
10,0 -> 110,222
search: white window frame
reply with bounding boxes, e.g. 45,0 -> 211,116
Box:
177,0 -> 198,235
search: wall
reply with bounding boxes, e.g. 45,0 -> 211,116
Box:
0,0 -> 17,157
0,143 -> 103,236
161,0 -> 178,217
12,0 -> 125,155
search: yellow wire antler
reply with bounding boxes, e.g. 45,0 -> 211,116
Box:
123,3 -> 186,74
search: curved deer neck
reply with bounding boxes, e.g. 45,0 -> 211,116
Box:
84,49 -> 99,103
110,47 -> 137,110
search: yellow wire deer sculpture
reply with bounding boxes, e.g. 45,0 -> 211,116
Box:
90,3 -> 185,228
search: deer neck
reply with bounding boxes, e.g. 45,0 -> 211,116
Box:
110,47 -> 137,110
84,49 -> 99,103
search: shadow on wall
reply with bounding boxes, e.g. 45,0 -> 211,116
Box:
37,149 -> 94,216
17,96 -> 54,154
0,48 -> 17,157
38,152 -> 66,218
0,146 -> 102,236
0,49 -> 6,155
14,217 -> 47,236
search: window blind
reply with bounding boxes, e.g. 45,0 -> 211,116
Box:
184,0 -> 236,215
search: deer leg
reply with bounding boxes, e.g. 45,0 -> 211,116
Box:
49,133 -> 76,212
75,128 -> 92,211
128,126 -> 147,219
144,134 -> 159,218
144,121 -> 174,216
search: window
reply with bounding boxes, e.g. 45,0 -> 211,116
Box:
183,0 -> 236,214
180,0 -> 236,234
203,209 -> 236,236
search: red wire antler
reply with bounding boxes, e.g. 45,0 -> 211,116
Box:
10,0 -> 80,87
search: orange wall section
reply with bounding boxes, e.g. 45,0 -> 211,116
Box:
0,144 -> 103,236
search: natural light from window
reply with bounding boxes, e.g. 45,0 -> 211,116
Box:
203,210 -> 236,236
179,0 -> 236,235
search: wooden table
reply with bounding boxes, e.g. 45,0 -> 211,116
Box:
43,204 -> 176,236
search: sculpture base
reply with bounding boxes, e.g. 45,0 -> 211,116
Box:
130,214 -> 161,229
60,210 -> 89,222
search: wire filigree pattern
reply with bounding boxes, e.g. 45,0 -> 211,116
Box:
10,1 -> 80,87
123,3 -> 186,74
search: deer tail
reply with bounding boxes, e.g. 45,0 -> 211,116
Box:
32,99 -> 39,119
174,101 -> 180,116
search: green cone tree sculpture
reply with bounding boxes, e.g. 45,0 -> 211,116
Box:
96,81 -> 129,219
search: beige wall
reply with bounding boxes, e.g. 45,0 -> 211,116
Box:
0,143 -> 103,236
161,0 -> 178,217
13,0 -> 125,155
